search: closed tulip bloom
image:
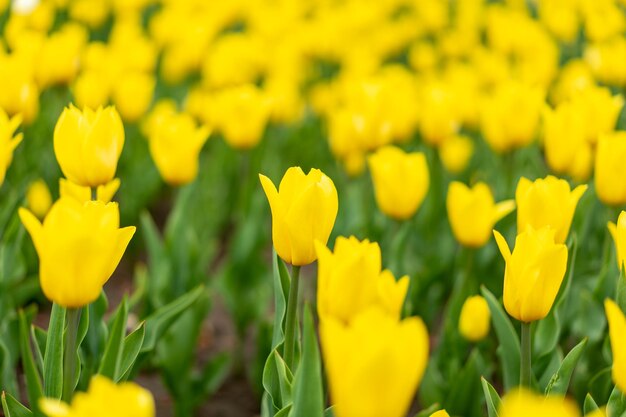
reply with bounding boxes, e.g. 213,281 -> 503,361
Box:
316,236 -> 409,323
368,145 -> 429,220
447,181 -> 515,247
499,388 -> 580,417
259,167 -> 338,266
542,102 -> 589,178
40,375 -> 154,417
19,198 -> 135,308
26,180 -> 52,219
605,299 -> 626,394
595,132 -> 626,206
54,105 -> 125,188
494,226 -> 568,322
516,176 -> 587,244
459,295 -> 491,342
439,134 -> 474,174
572,87 -> 624,144
148,112 -> 210,186
0,110 -> 24,185
112,72 -> 156,123
321,308 -> 429,417
609,211 -> 626,270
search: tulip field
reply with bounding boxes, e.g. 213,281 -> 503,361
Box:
2,0 -> 626,416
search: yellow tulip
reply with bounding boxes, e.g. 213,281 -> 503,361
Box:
494,226 -> 568,322
447,181 -> 515,248
430,411 -> 450,417
516,176 -> 587,244
26,180 -> 52,219
73,70 -> 110,111
40,375 -> 154,417
459,295 -> 491,342
211,84 -> 271,150
35,23 -> 88,88
499,388 -> 580,417
439,134 -> 474,174
0,53 -> 39,124
368,145 -> 429,221
147,112 -> 210,186
0,110 -> 24,185
259,167 -> 338,266
595,132 -> 626,206
418,80 -> 460,146
605,299 -> 626,395
320,308 -> 429,417
54,105 -> 125,188
112,72 -> 155,123
316,236 -> 408,324
550,60 -> 594,105
609,211 -> 626,270
572,86 -> 624,145
542,102 -> 591,180
19,198 -> 135,308
59,178 -> 120,203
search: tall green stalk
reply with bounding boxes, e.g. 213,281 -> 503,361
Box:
283,265 -> 301,369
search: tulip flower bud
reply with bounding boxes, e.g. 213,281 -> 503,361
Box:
147,111 -> 210,186
320,308 -> 429,417
494,226 -> 568,322
595,132 -> 626,206
368,145 -> 429,221
459,295 -> 491,342
54,105 -> 125,188
40,375 -> 154,417
26,180 -> 52,219
19,198 -> 135,308
259,167 -> 338,266
499,388 -> 580,417
516,176 -> 587,244
609,211 -> 626,271
605,299 -> 626,395
440,134 -> 474,174
0,109 -> 23,185
112,72 -> 156,123
447,181 -> 515,248
316,236 -> 408,324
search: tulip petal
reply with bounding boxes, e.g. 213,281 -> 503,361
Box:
605,299 -> 626,394
493,200 -> 516,223
493,230 -> 511,260
18,207 -> 44,253
260,173 -> 293,264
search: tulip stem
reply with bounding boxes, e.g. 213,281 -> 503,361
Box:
283,265 -> 301,369
62,308 -> 81,402
520,321 -> 532,387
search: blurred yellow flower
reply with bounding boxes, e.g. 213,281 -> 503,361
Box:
19,198 -> 135,308
59,178 -> 120,203
26,180 -> 52,219
585,37 -> 626,87
494,226 -> 568,322
211,84 -> 271,150
201,33 -> 265,89
550,60 -> 595,105
459,295 -> 491,342
447,181 -> 515,248
54,105 -> 125,187
320,308 -> 429,417
35,23 -> 88,88
0,110 -> 24,186
595,132 -> 626,206
147,111 -> 210,186
112,72 -> 155,123
368,145 -> 429,221
499,388 -> 580,417
439,134 -> 474,174
316,236 -> 408,324
419,80 -> 459,146
608,211 -> 626,271
604,299 -> 626,400
572,86 -> 624,145
0,52 -> 39,124
40,375 -> 154,417
259,167 -> 338,266
516,176 -> 587,243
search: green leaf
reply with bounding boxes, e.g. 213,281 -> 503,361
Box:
584,393 -> 600,414
608,386 -> 626,417
481,377 -> 501,417
31,327 -> 46,374
116,323 -> 145,382
616,266 -> 626,313
481,286 -> 520,390
43,304 -> 65,399
262,349 -> 294,412
534,312 -> 561,359
193,352 -> 232,401
140,211 -> 165,267
290,306 -> 324,417
414,403 -> 442,417
324,406 -> 335,417
544,338 -> 587,396
18,310 -> 42,410
444,349 -> 482,416
98,298 -> 128,379
275,405 -> 292,417
142,285 -> 205,353
1,392 -> 32,417
271,253 -> 290,350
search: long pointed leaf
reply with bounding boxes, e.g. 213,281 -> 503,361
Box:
43,304 -> 65,399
